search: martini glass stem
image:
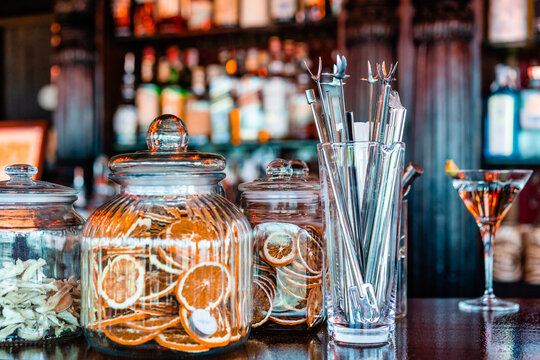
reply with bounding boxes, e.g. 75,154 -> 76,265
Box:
480,225 -> 496,299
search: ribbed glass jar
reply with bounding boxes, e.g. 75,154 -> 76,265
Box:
81,115 -> 252,357
239,159 -> 325,332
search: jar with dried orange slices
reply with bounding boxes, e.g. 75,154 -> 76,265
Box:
81,115 -> 252,357
239,159 -> 325,332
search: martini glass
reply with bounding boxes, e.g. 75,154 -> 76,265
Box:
448,169 -> 532,312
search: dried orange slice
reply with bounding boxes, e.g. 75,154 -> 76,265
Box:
262,231 -> 296,267
160,217 -> 219,243
89,311 -> 149,329
276,273 -> 308,301
103,326 -> 159,346
255,277 -> 276,301
176,262 -> 231,311
252,282 -> 273,328
131,301 -> 178,316
296,232 -> 324,274
124,217 -> 152,238
179,307 -> 231,348
98,255 -> 145,309
106,245 -> 146,256
269,315 -> 306,326
157,247 -> 189,271
306,286 -> 324,327
139,271 -> 179,302
156,326 -> 210,352
277,265 -> 322,282
149,255 -> 185,275
126,315 -> 181,332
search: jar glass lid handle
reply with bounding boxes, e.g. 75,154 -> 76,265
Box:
5,164 -> 37,185
266,159 -> 309,179
146,114 -> 189,152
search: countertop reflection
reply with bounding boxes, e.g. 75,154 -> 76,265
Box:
2,299 -> 540,359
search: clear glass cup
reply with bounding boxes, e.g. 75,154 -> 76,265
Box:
239,159 -> 325,332
448,169 -> 532,312
318,142 -> 404,345
395,200 -> 407,318
81,115 -> 253,357
0,164 -> 84,344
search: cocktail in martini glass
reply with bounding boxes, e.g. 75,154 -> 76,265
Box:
448,169 -> 532,312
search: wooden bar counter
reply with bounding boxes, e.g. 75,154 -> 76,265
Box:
2,299 -> 539,359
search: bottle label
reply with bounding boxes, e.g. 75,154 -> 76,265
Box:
487,94 -> 514,156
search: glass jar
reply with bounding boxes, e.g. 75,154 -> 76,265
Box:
239,159 -> 324,331
81,115 -> 252,357
0,164 -> 84,344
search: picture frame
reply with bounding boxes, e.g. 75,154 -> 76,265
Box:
0,120 -> 48,180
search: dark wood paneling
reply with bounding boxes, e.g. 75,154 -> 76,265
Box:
2,24 -> 51,120
409,0 -> 483,297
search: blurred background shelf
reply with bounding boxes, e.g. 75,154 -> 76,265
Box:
114,139 -> 319,153
113,17 -> 338,46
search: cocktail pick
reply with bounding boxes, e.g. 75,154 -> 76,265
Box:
361,61 -> 379,140
305,89 -> 329,143
373,62 -> 399,143
324,55 -> 351,141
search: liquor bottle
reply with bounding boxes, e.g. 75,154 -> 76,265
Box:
111,0 -> 132,37
240,0 -> 270,28
237,75 -> 265,142
263,37 -> 289,139
188,0 -> 213,30
488,0 -> 531,43
136,47 -> 160,138
156,0 -> 186,34
519,64 -> 540,158
185,53 -> 211,144
297,0 -> 325,22
133,0 -> 157,37
208,65 -> 235,144
214,0 -> 238,27
161,46 -> 186,119
271,0 -> 297,22
330,0 -> 343,16
485,64 -> 520,158
113,52 -> 138,146
289,42 -> 314,139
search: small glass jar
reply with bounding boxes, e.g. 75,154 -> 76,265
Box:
0,164 -> 84,344
81,115 -> 252,357
239,159 -> 324,331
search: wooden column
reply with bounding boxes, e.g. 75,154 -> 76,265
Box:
344,0 -> 398,122
53,0 -> 98,161
409,0 -> 482,297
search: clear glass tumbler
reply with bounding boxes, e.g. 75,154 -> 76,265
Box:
318,142 -> 404,345
395,200 -> 407,318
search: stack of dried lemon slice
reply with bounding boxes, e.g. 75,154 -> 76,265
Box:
252,222 -> 325,329
86,213 -> 247,353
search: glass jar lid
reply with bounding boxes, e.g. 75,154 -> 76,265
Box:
109,114 -> 226,181
0,164 -> 78,204
239,159 -> 319,201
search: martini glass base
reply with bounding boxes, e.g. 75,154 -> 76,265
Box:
458,296 -> 519,312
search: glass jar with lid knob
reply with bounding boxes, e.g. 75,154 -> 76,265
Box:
81,114 -> 252,357
0,164 -> 84,344
239,159 -> 325,332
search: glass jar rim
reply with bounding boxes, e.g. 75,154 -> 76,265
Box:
0,164 -> 77,204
